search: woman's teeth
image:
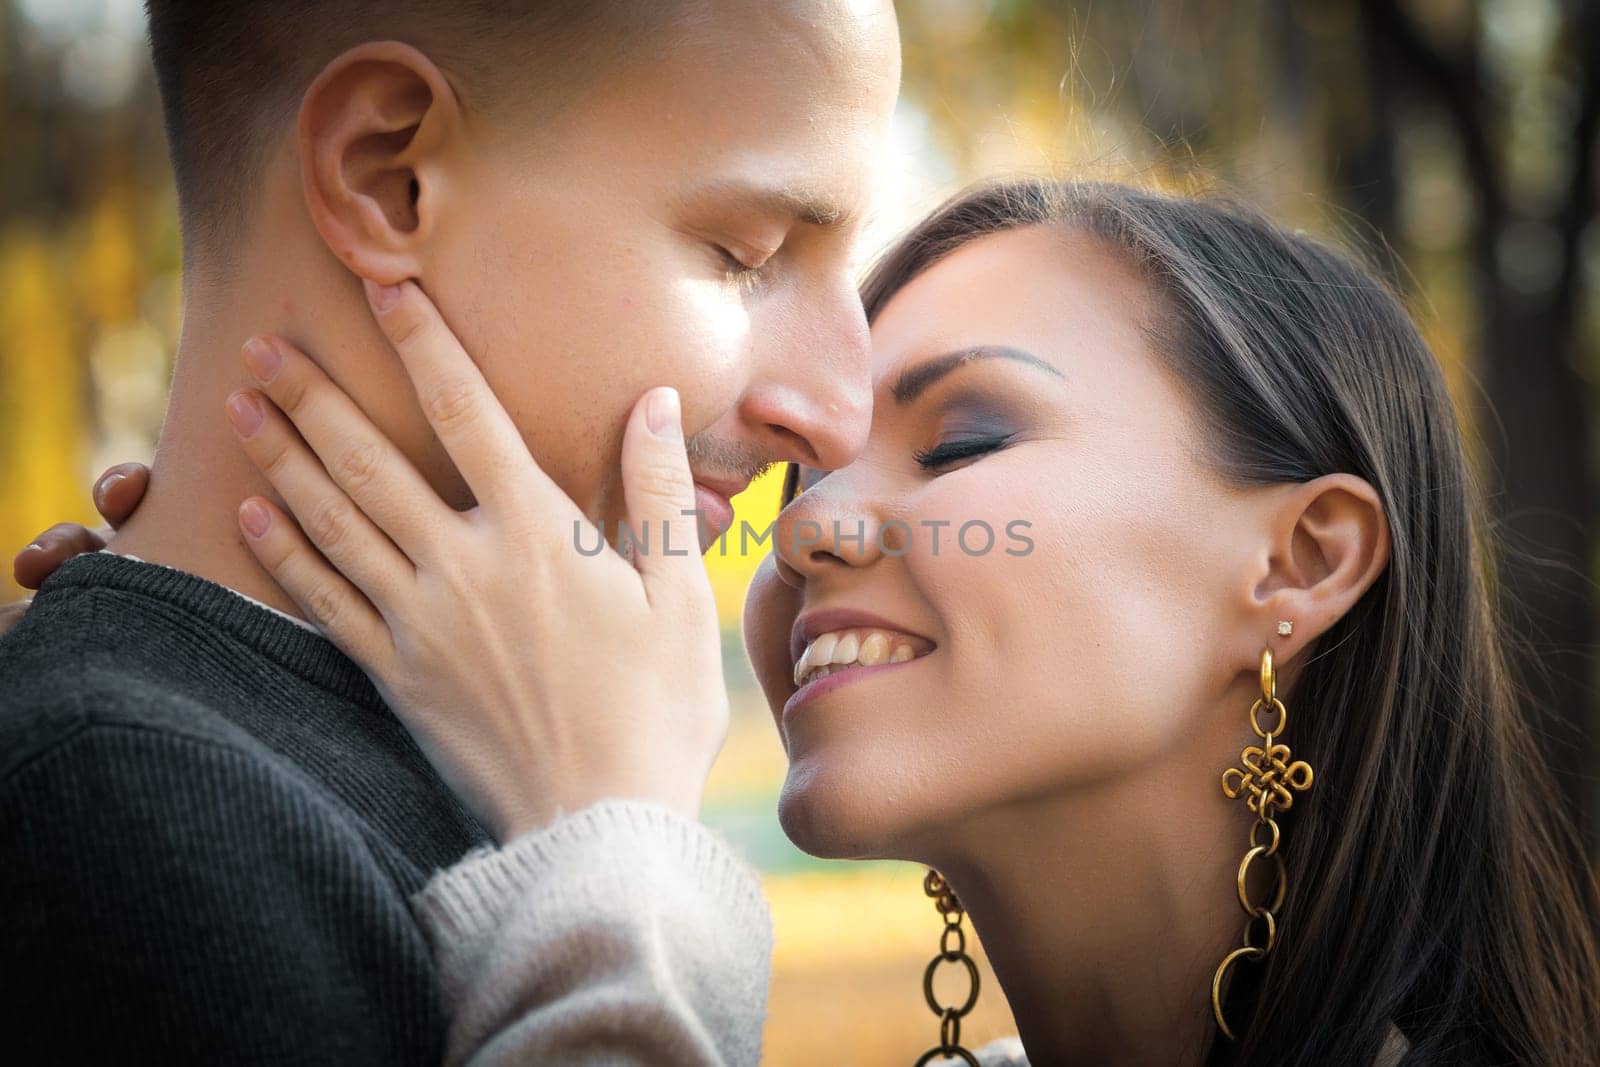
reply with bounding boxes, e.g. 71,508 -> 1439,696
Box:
793,628 -> 922,688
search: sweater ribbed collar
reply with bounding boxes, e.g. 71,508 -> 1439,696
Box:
39,550 -> 385,710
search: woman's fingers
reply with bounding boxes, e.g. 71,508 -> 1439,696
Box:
238,334 -> 444,559
236,495 -> 395,673
619,388 -> 712,605
361,279 -> 570,525
13,462 -> 148,588
13,522 -> 110,589
92,463 -> 150,528
226,387 -> 415,607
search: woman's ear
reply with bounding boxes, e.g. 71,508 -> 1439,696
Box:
297,41 -> 459,285
1251,473 -> 1391,662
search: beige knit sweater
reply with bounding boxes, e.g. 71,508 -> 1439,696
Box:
412,798 -> 1030,1065
414,800 -> 770,1065
412,800 -> 1414,1066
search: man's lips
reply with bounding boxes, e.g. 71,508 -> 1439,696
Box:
691,481 -> 738,551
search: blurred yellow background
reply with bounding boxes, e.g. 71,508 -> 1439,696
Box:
4,2 -> 1597,1063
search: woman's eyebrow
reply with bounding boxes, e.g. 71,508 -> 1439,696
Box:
890,345 -> 1065,405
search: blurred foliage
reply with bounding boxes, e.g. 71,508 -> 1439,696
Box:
3,1 -> 1597,1063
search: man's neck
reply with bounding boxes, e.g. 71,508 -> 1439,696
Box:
110,316 -> 310,622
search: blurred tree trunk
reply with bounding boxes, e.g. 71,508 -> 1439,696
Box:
1355,0 -> 1600,855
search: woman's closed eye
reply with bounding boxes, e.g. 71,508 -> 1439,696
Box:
913,432 -> 1017,471
782,430 -> 1020,507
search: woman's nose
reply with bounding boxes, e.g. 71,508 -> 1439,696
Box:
773,480 -> 888,583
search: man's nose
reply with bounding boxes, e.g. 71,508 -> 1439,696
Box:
736,282 -> 873,472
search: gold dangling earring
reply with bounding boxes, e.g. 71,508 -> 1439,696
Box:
915,869 -> 981,1066
1211,642 -> 1314,1041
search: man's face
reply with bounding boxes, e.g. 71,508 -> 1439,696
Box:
408,1 -> 900,538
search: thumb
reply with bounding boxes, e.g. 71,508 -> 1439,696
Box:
619,387 -> 706,598
93,462 -> 150,528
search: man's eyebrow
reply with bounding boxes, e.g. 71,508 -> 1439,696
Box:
679,178 -> 858,230
891,346 -> 1066,405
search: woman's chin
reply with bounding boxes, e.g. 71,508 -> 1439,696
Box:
777,760 -> 905,861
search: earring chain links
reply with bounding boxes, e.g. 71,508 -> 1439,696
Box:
1212,646 -> 1315,1041
914,869 -> 982,1066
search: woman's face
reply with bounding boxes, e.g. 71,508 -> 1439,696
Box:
742,223 -> 1264,860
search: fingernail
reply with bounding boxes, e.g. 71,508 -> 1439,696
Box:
242,337 -> 283,383
20,542 -> 43,556
364,278 -> 401,313
94,471 -> 126,507
226,391 -> 264,437
646,387 -> 681,438
239,500 -> 271,539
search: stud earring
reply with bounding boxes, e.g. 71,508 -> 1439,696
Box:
1277,620 -> 1293,637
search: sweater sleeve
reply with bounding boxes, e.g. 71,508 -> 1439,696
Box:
412,798 -> 774,1067
0,721 -> 447,1065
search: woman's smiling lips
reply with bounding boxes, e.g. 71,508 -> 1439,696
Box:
783,608 -> 937,720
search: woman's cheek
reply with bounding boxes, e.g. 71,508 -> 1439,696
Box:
744,556 -> 801,731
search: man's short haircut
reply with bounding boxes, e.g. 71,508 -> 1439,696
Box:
143,1 -> 684,257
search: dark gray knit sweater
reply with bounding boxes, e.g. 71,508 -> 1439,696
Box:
0,551 -> 489,1064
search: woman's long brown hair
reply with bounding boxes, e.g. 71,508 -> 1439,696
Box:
832,179 -> 1600,1065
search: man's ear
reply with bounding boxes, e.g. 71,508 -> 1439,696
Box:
1249,473 -> 1391,664
298,41 -> 459,284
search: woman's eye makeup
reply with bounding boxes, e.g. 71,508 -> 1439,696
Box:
912,398 -> 1023,471
913,431 -> 1017,470
783,410 -> 1023,505
781,380 -> 1041,503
